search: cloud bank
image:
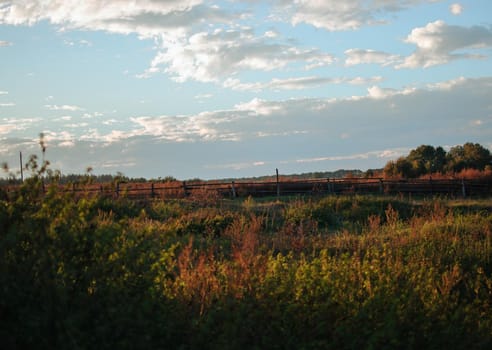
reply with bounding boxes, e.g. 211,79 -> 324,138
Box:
1,76 -> 490,178
2,1 -> 489,88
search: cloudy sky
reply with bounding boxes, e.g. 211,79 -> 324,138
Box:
1,0 -> 491,179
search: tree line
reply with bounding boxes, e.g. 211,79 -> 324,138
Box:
383,142 -> 492,178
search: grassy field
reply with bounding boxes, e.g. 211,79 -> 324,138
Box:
1,178 -> 492,349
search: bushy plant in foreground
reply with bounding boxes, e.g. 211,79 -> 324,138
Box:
1,164 -> 492,349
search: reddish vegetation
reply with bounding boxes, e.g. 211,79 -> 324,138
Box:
418,169 -> 492,180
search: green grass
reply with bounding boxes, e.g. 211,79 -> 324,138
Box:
1,181 -> 492,349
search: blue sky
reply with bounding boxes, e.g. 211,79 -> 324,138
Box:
1,0 -> 491,179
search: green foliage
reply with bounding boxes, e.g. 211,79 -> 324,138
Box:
383,142 -> 492,178
1,147 -> 492,349
446,142 -> 492,172
408,145 -> 447,176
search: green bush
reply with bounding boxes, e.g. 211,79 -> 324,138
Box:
1,156 -> 491,349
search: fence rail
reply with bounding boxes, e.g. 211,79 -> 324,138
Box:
2,177 -> 492,200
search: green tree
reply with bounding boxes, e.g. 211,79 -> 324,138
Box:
446,142 -> 492,172
407,145 -> 446,176
384,157 -> 414,178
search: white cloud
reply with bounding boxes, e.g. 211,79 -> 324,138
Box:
344,48 -> 400,66
41,131 -> 76,148
99,159 -> 137,169
256,130 -> 308,138
296,151 -> 381,164
82,112 -> 104,119
102,119 -> 118,125
194,93 -> 213,99
0,103 -> 15,107
399,20 -> 492,68
0,40 -> 12,47
378,148 -> 409,159
234,98 -> 285,116
148,28 -> 334,83
0,1 -> 242,81
278,0 -> 440,31
367,85 -> 416,99
80,77 -> 487,145
348,76 -> 384,85
0,91 -> 8,95
0,124 -> 17,134
450,3 -> 463,15
0,1 -> 205,34
63,38 -> 92,47
45,104 -> 84,111
65,122 -> 89,128
0,1 -> 337,84
130,113 -> 241,142
1,77 -> 491,179
225,75 -> 383,91
0,117 -> 41,135
242,147 -> 408,167
426,76 -> 466,90
208,160 -> 269,171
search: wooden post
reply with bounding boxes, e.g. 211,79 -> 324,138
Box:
379,178 -> 383,194
116,182 -> 120,198
151,182 -> 155,198
182,181 -> 187,197
231,181 -> 236,198
276,168 -> 280,198
19,151 -> 24,182
327,178 -> 331,194
461,178 -> 466,198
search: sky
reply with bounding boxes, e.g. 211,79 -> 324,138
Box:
0,0 -> 491,180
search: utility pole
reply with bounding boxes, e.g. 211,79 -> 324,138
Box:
19,151 -> 23,182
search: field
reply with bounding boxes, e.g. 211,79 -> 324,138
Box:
3,175 -> 492,200
1,177 -> 492,349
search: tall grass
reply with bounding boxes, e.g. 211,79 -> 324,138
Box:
1,179 -> 491,349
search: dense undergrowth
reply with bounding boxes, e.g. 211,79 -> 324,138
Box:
1,175 -> 492,349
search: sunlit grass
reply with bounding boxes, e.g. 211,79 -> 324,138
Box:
1,178 -> 491,348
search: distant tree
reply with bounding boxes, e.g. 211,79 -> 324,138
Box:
384,157 -> 414,178
446,143 -> 492,172
407,145 -> 446,176
383,161 -> 397,178
384,142 -> 491,178
364,169 -> 374,178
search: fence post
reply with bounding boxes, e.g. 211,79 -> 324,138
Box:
116,182 -> 119,198
379,178 -> 383,194
151,182 -> 155,198
326,178 -> 331,194
19,151 -> 24,183
461,178 -> 466,198
276,168 -> 280,198
231,181 -> 236,198
182,181 -> 188,197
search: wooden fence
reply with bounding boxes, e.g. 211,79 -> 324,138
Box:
3,177 -> 491,200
